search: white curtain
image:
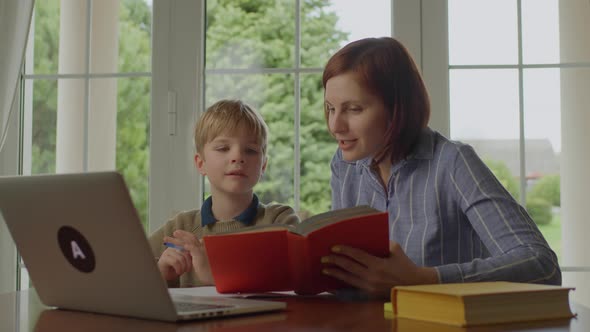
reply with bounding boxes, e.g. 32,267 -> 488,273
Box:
0,0 -> 35,153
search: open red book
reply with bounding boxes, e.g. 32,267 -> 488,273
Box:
202,206 -> 389,295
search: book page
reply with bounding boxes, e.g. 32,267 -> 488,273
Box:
169,286 -> 298,298
295,205 -> 381,235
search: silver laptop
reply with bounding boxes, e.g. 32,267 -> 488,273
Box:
0,171 -> 285,322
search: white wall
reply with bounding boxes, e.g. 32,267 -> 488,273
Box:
559,0 -> 590,308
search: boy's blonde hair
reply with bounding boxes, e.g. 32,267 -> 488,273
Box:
194,99 -> 268,155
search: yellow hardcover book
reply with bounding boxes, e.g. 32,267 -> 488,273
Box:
391,282 -> 575,327
384,302 -> 393,319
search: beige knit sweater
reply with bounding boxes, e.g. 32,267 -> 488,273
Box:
148,202 -> 299,287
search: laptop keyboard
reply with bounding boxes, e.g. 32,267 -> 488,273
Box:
174,301 -> 232,313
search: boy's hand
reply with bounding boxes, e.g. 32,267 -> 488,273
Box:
156,246 -> 192,281
169,230 -> 215,285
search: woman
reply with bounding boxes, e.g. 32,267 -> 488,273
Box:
320,37 -> 560,298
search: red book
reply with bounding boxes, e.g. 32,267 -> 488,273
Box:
203,206 -> 389,295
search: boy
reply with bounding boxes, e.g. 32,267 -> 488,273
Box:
149,99 -> 299,287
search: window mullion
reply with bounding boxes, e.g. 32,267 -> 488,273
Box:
294,0 -> 301,212
517,0 -> 526,204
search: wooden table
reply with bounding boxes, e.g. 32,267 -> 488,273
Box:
1,289 -> 588,331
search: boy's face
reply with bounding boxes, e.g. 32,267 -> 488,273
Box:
195,126 -> 267,196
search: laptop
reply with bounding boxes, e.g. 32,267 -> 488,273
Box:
0,171 -> 286,322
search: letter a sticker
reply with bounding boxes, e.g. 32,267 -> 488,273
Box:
71,241 -> 87,259
58,226 -> 96,273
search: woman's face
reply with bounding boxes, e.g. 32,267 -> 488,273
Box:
325,72 -> 390,162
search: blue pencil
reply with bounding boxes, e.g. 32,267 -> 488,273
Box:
163,242 -> 185,251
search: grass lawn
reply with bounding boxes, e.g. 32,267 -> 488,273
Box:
537,214 -> 562,261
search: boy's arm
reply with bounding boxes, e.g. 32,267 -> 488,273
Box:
171,230 -> 214,285
270,204 -> 300,225
148,221 -> 180,287
148,212 -> 198,287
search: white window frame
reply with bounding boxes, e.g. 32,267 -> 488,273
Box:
149,0 -> 415,230
0,87 -> 21,293
418,0 -> 590,306
6,0 -> 153,291
4,0 -> 587,303
151,0 -> 589,306
149,0 -> 204,232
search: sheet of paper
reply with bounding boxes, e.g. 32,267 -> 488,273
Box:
169,286 -> 300,298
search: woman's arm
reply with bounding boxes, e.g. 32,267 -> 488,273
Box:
321,145 -> 560,298
435,145 -> 561,285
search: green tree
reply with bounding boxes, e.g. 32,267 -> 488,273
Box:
205,0 -> 347,214
31,0 -> 151,225
31,1 -> 59,175
527,174 -> 560,207
116,0 -> 152,225
31,0 -> 346,224
526,198 -> 552,225
483,158 -> 520,200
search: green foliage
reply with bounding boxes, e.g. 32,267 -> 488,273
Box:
31,0 -> 151,225
527,174 -> 560,207
526,198 -> 552,225
31,0 -> 346,223
30,2 -> 59,174
115,0 -> 152,225
483,158 -> 520,200
205,0 -> 347,214
536,213 -> 561,260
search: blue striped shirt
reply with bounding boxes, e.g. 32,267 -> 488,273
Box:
330,127 -> 561,285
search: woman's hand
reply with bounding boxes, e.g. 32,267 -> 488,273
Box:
168,230 -> 214,285
321,241 -> 439,299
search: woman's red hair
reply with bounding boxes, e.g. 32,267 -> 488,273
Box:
322,37 -> 430,165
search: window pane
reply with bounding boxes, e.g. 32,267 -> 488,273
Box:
521,0 -> 559,64
523,68 -> 561,259
448,0 -> 518,65
28,1 -> 60,75
28,79 -> 58,174
39,0 -> 88,75
300,74 -> 333,216
205,74 -> 295,206
28,1 -> 153,75
523,69 -> 560,163
116,77 -> 151,227
117,0 -> 153,73
449,69 -> 521,199
85,77 -> 151,227
26,76 -> 151,226
301,0 -> 391,68
205,1 -> 295,69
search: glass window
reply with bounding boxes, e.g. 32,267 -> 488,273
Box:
18,0 -> 153,289
447,0 -> 590,262
448,0 -> 518,65
521,0 -> 560,64
204,0 -> 392,216
449,69 -> 521,200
